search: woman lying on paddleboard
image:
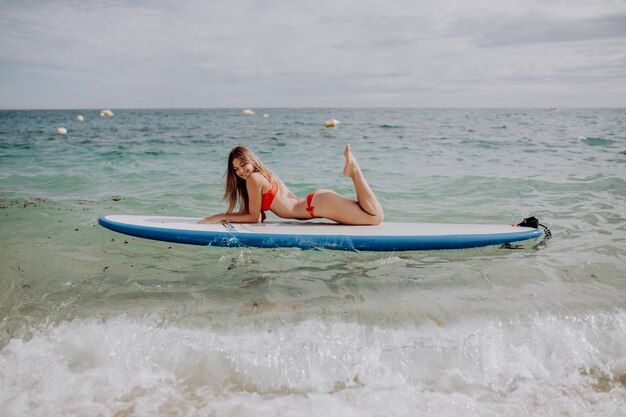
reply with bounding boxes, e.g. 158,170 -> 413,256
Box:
198,145 -> 384,225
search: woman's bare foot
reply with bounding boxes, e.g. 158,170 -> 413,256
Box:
343,144 -> 360,177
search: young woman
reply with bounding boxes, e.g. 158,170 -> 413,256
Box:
198,144 -> 384,225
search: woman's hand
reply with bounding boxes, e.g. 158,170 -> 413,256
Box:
197,212 -> 261,224
197,214 -> 224,224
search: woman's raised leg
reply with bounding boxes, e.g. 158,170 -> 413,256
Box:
343,144 -> 383,219
311,145 -> 384,225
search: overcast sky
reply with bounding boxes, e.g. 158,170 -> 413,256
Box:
1,0 -> 625,109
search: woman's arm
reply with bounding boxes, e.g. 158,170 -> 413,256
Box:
197,212 -> 259,224
198,173 -> 265,224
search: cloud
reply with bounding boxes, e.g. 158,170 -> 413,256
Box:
463,13 -> 626,47
0,0 -> 625,108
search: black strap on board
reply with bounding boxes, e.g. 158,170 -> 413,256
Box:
516,216 -> 552,239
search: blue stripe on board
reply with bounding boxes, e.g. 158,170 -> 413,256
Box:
98,216 -> 544,252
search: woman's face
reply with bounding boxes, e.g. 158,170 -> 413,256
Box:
232,157 -> 255,180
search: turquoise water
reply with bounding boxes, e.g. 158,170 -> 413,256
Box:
1,108 -> 625,416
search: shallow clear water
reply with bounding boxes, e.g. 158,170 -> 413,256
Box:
1,108 -> 625,416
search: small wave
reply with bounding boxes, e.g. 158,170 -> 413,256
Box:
579,136 -> 616,146
0,142 -> 31,150
97,150 -> 125,158
143,150 -> 165,156
378,124 -> 404,129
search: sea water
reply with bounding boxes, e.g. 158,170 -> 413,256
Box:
0,108 -> 625,416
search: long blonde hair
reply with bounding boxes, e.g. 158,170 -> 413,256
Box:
224,146 -> 279,214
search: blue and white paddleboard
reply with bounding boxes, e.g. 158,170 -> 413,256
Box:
98,215 -> 545,251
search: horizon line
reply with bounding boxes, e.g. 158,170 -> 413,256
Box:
1,106 -> 625,111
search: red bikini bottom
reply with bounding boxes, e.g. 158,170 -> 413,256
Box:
306,192 -> 316,218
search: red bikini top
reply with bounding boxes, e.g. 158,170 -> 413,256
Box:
260,174 -> 278,221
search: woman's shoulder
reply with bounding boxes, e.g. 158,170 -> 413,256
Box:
248,171 -> 265,182
247,172 -> 267,189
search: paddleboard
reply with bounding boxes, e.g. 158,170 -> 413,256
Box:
98,215 -> 545,251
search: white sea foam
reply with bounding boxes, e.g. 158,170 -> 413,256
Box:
1,313 -> 624,416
